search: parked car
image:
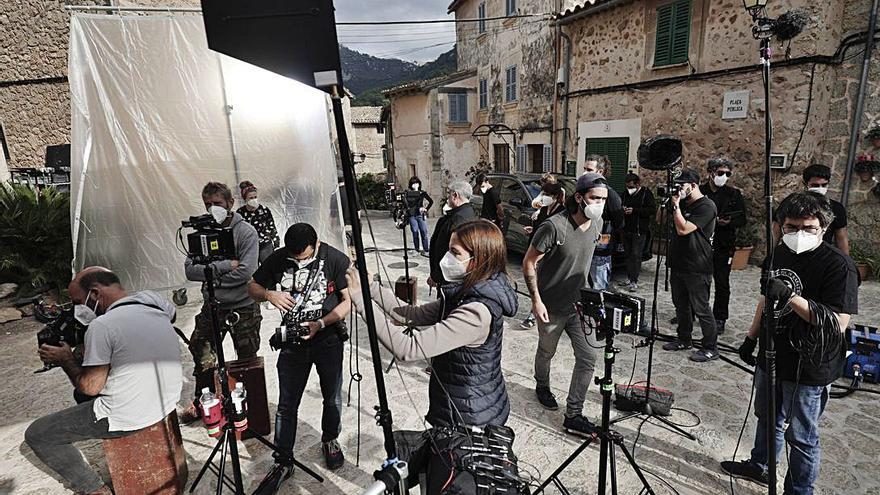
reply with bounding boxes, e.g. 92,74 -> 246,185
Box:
471,173 -> 577,254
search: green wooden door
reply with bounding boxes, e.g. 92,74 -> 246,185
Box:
584,137 -> 629,192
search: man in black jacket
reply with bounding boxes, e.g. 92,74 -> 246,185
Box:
428,180 -> 476,288
583,155 -> 624,289
700,158 -> 747,334
619,173 -> 656,291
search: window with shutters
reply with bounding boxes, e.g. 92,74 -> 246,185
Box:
584,137 -> 630,192
516,144 -> 527,172
494,144 -> 511,173
543,144 -> 552,172
506,0 -> 516,16
448,93 -> 468,123
478,2 -> 486,33
653,0 -> 691,67
505,66 -> 517,102
479,79 -> 488,109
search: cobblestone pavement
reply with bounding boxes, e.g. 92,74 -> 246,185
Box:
0,212 -> 877,494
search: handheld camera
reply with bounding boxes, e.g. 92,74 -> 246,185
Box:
35,307 -> 87,373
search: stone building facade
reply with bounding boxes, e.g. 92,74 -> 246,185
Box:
0,0 -> 199,174
557,0 -> 880,254
350,106 -> 387,176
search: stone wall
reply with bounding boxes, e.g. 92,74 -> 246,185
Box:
353,124 -> 386,176
0,0 -> 198,169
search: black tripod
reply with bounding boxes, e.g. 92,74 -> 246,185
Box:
610,168 -> 696,442
537,307 -> 655,494
188,263 -> 323,494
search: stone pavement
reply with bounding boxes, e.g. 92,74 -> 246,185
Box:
0,211 -> 877,494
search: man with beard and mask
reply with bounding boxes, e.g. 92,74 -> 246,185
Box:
179,182 -> 262,423
722,192 -> 858,493
582,155 -> 624,290
773,164 -> 850,255
700,158 -> 747,335
661,169 -> 720,363
523,172 -> 606,437
26,267 -> 182,495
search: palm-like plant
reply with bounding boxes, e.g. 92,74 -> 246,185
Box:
0,183 -> 72,295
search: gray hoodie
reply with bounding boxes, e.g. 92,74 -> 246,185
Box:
184,212 -> 259,309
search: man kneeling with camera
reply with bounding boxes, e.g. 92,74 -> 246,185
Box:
248,223 -> 351,478
25,267 -> 182,494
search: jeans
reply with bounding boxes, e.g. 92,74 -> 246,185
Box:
408,215 -> 430,251
25,400 -> 134,492
669,270 -> 717,351
274,333 -> 344,461
589,255 -> 612,290
623,232 -> 646,283
534,311 -> 598,418
712,247 -> 733,321
750,368 -> 830,495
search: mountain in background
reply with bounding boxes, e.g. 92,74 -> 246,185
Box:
340,45 -> 457,107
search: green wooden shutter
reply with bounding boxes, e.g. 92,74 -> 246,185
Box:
654,0 -> 690,67
584,137 -> 629,192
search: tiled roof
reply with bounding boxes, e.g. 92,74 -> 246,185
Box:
382,69 -> 477,97
447,0 -> 466,14
350,106 -> 383,124
554,0 -> 631,22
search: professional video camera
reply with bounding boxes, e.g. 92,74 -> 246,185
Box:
578,289 -> 645,341
385,181 -> 422,230
656,183 -> 681,198
181,214 -> 235,263
34,306 -> 87,373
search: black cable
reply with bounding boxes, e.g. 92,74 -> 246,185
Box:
728,370 -> 757,495
784,63 -> 817,172
346,311 -> 363,466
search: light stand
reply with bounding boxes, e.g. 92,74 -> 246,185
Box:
610,168 -> 696,442
536,297 -> 655,495
189,264 -> 323,495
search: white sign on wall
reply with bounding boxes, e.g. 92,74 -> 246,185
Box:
722,90 -> 750,120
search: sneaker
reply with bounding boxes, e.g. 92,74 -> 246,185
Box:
720,460 -> 768,486
322,439 -> 345,470
715,319 -> 726,334
177,403 -> 201,425
535,386 -> 559,410
520,314 -> 536,329
616,280 -> 632,288
562,415 -> 599,438
662,340 -> 692,351
690,348 -> 720,362
626,282 -> 638,292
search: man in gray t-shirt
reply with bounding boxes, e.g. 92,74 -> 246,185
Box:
26,267 -> 182,495
523,172 -> 606,438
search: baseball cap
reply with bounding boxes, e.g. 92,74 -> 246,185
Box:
576,172 -> 608,193
673,169 -> 701,184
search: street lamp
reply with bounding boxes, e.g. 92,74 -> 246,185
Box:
742,0 -> 767,12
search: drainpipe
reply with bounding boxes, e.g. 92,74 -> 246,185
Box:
842,0 -> 879,205
560,30 -> 573,175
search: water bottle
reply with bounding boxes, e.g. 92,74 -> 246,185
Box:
231,382 -> 248,432
199,387 -> 225,438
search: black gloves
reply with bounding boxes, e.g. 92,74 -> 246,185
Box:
765,277 -> 794,302
738,336 -> 757,366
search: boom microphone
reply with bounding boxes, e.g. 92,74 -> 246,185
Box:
773,9 -> 809,41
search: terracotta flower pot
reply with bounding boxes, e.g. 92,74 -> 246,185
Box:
732,246 -> 754,270
871,138 -> 880,148
856,263 -> 870,281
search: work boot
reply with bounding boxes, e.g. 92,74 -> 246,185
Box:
562,415 -> 599,439
720,460 -> 768,486
535,386 -> 559,410
322,439 -> 345,470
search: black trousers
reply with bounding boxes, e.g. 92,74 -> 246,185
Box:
669,270 -> 718,351
623,231 -> 646,283
712,247 -> 733,321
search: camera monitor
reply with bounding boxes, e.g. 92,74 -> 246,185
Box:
579,289 -> 645,340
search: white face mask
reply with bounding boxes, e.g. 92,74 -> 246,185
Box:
782,230 -> 822,254
442,203 -> 452,214
411,183 -> 420,191
582,201 -> 604,221
439,251 -> 471,281
539,195 -> 554,207
74,292 -> 100,326
480,184 -> 489,194
807,186 -> 828,196
246,198 -> 259,208
626,187 -> 638,195
714,175 -> 729,187
209,205 -> 229,224
295,254 -> 317,268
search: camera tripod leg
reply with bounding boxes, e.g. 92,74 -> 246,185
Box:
609,432 -> 655,495
191,431 -> 226,493
216,430 -> 231,495
532,435 -> 596,494
609,439 -> 618,495
247,430 -> 325,483
206,463 -> 237,492
648,414 -> 696,441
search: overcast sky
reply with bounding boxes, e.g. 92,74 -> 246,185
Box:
334,0 -> 456,64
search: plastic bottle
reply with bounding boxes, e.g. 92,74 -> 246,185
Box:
199,387 -> 225,438
231,382 -> 248,432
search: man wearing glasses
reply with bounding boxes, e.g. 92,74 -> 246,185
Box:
774,164 -> 850,255
723,192 -> 858,491
700,158 -> 747,335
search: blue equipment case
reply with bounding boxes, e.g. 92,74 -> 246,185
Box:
845,324 -> 880,383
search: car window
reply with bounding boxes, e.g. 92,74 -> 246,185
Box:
499,178 -> 528,204
523,177 -> 576,199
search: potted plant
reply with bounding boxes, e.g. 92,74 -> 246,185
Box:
731,223 -> 758,270
850,242 -> 879,281
866,126 -> 880,148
